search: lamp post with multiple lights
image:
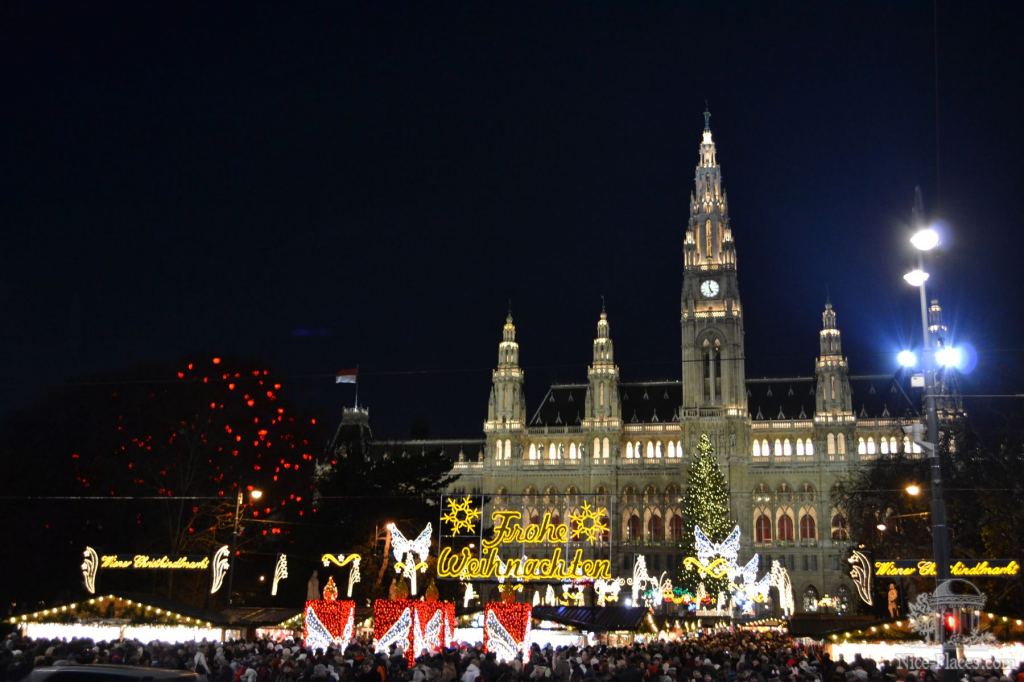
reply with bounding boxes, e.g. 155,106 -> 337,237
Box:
898,196 -> 957,671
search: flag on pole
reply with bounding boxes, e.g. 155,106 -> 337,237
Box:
335,368 -> 358,384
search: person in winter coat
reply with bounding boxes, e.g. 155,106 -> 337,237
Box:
462,659 -> 482,682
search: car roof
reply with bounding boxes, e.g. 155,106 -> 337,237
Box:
26,664 -> 198,681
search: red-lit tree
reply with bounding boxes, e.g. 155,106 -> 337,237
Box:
1,357 -> 323,607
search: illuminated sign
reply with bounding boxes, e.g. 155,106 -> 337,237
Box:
100,554 -> 210,570
874,559 -> 1019,578
437,509 -> 612,582
848,550 -> 873,605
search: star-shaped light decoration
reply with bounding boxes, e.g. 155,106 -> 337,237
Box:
441,496 -> 481,535
569,501 -> 610,544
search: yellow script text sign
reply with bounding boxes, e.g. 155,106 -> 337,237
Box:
438,510 -> 611,582
101,555 -> 211,570
874,560 -> 1019,578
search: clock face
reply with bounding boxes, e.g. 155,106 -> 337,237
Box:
700,279 -> 720,298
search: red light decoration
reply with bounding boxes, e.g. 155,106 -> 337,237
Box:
484,602 -> 532,660
304,599 -> 355,650
373,599 -> 456,665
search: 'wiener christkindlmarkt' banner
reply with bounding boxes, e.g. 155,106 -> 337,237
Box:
873,559 -> 1019,578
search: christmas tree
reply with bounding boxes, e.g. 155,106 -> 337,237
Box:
677,433 -> 734,597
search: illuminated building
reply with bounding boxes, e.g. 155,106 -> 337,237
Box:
334,111 -> 942,613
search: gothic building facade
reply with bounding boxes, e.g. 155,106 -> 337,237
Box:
342,115 -> 942,613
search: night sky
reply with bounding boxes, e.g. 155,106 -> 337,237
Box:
4,2 -> 1023,440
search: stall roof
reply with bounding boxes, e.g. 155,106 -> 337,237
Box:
531,606 -> 648,632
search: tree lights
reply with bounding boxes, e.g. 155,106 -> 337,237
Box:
677,433 -> 733,596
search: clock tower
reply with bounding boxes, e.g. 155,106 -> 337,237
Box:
681,109 -> 746,414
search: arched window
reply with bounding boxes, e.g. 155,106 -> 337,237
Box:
762,439 -> 770,455
912,440 -> 922,453
646,442 -> 654,459
669,514 -> 684,541
777,512 -> 795,542
805,439 -> 814,455
569,443 -> 577,460
796,439 -> 804,456
831,513 -> 849,541
593,438 -> 600,460
867,437 -> 876,455
548,443 -> 557,460
504,439 -> 511,460
668,441 -> 676,458
880,438 -> 889,454
827,433 -> 836,455
627,514 -> 641,542
775,439 -> 783,456
602,437 -> 610,459
752,440 -> 761,457
655,441 -> 663,458
903,436 -> 912,453
495,441 -> 503,459
626,442 -> 634,459
783,439 -> 792,456
889,437 -> 898,453
755,513 -> 772,544
803,585 -> 820,613
799,512 -> 817,541
647,514 -> 663,541
838,433 -> 847,454
676,441 -> 683,457
857,438 -> 866,455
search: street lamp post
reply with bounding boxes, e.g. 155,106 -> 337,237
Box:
904,210 -> 956,673
227,487 -> 262,606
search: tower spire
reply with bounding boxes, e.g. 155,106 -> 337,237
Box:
584,304 -> 620,427
815,300 -> 852,417
486,310 -> 526,446
703,101 -> 711,131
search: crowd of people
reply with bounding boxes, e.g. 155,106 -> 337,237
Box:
2,630 -> 1022,682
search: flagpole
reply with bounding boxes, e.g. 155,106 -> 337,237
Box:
354,364 -> 359,409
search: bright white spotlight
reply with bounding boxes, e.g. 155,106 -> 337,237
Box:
897,350 -> 918,368
910,227 -> 940,251
903,269 -> 930,287
935,346 -> 963,369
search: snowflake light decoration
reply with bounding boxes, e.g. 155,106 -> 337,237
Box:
441,496 -> 481,535
569,502 -> 609,544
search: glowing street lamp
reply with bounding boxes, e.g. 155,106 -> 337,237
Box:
935,346 -> 963,369
903,269 -> 930,287
910,227 -> 941,252
897,350 -> 918,368
876,523 -> 887,532
905,484 -> 921,496
228,487 -> 265,605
